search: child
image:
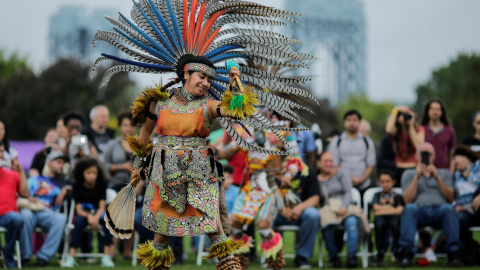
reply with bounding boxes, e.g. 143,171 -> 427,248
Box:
372,169 -> 405,265
62,158 -> 114,267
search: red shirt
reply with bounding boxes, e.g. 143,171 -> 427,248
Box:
423,124 -> 456,169
394,126 -> 424,164
0,167 -> 20,215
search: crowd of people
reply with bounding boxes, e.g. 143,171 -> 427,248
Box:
0,97 -> 480,269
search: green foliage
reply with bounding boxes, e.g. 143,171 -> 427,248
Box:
0,56 -> 136,140
0,50 -> 29,78
414,53 -> 480,142
338,93 -> 395,143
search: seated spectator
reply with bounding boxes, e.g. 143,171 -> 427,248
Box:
63,112 -> 97,165
372,169 -> 404,265
20,150 -> 69,267
317,151 -> 369,268
0,142 -> 28,268
0,120 -> 18,167
63,158 -> 114,267
398,142 -> 462,267
273,162 -> 320,269
463,110 -> 480,153
29,128 -> 61,177
82,105 -> 115,162
452,146 -> 480,247
56,115 -> 69,149
386,105 -> 425,183
223,165 -> 239,215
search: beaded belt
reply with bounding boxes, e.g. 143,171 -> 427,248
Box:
157,135 -> 207,150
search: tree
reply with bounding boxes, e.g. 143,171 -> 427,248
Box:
0,56 -> 136,140
338,93 -> 395,143
0,50 -> 29,78
414,53 -> 480,142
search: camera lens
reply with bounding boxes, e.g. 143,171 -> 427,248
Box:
403,113 -> 412,121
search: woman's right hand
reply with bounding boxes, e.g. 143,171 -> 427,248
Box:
131,168 -> 142,181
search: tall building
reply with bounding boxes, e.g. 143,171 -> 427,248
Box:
285,0 -> 367,104
49,6 -> 119,64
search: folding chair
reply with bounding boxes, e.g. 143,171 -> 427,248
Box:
0,227 -> 22,269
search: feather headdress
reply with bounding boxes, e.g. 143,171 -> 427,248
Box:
92,0 -> 317,156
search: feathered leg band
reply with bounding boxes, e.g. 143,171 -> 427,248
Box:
136,240 -> 175,270
261,232 -> 286,270
204,234 -> 243,270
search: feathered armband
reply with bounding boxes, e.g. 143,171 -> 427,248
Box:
219,85 -> 258,120
131,84 -> 169,125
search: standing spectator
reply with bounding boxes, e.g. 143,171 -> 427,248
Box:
372,169 -> 404,265
104,110 -> 135,192
317,151 -> 369,268
0,120 -> 18,166
452,146 -> 480,247
420,98 -> 456,171
29,128 -> 60,177
83,105 -> 115,162
386,105 -> 425,182
398,142 -> 462,267
63,112 -> 97,164
63,158 -> 115,267
104,110 -> 135,259
292,123 -> 317,170
329,110 -> 376,198
274,164 -> 320,269
20,150 -> 69,267
463,110 -> 480,153
0,141 -> 28,268
377,135 -> 397,173
359,119 -> 371,138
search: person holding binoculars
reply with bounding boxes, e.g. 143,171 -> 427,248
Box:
386,105 -> 425,184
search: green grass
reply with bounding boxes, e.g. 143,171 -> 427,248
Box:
9,231 -> 480,269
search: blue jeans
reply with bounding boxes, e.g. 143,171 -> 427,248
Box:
398,204 -> 461,253
323,215 -> 358,258
0,211 -> 24,261
134,208 -> 154,244
20,209 -> 66,261
273,207 -> 320,259
70,216 -> 113,248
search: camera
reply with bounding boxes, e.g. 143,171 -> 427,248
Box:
71,135 -> 88,146
401,112 -> 412,121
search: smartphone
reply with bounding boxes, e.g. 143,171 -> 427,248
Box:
71,135 -> 88,146
420,151 -> 430,165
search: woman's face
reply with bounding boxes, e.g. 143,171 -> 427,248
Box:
120,118 -> 135,136
317,152 -> 334,174
83,166 -> 98,186
184,71 -> 212,97
56,119 -> 68,138
0,121 -> 5,141
454,155 -> 470,171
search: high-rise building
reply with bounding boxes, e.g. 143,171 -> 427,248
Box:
49,6 -> 119,64
285,0 -> 367,104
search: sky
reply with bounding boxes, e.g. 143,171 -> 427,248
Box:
1,0 -> 480,104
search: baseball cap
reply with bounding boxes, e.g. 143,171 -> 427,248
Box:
46,150 -> 67,163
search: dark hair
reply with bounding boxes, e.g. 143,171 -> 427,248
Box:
394,108 -> 416,159
175,54 -> 215,81
0,141 -> 4,148
379,169 -> 396,181
72,158 -> 106,186
223,164 -> 234,174
420,98 -> 450,126
0,120 -> 10,152
117,110 -> 133,126
453,145 -> 479,163
472,110 -> 480,122
316,150 -> 332,174
63,111 -> 84,126
343,109 -> 362,121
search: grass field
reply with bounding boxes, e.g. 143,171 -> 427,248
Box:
10,231 -> 480,270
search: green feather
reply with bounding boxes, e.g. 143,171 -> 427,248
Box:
230,95 -> 244,110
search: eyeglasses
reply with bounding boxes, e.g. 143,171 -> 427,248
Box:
475,121 -> 480,125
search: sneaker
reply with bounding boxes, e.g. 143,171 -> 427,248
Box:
398,248 -> 414,268
294,256 -> 311,269
376,252 -> 385,266
37,258 -> 49,267
61,256 -> 77,268
330,256 -> 342,268
447,251 -> 463,267
5,257 -> 17,269
346,256 -> 358,268
101,256 -> 115,267
21,258 -> 31,268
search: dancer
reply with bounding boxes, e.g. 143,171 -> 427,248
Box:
92,1 -> 316,269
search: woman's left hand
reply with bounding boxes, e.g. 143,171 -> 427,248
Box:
471,194 -> 480,211
336,207 -> 347,217
229,68 -> 241,85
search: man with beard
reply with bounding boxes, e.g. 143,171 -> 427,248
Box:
19,150 -> 69,267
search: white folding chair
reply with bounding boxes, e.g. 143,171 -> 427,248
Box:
0,227 -> 22,269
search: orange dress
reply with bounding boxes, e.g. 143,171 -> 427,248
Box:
141,94 -> 223,236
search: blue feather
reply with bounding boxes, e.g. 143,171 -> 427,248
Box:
114,27 -> 174,64
205,45 -> 244,58
214,75 -> 230,84
238,122 -> 252,137
215,69 -> 229,74
165,0 -> 184,50
210,53 -> 249,63
132,0 -> 176,55
146,0 -> 182,51
118,13 -> 175,63
211,82 -> 227,92
101,53 -> 175,70
208,89 -> 220,100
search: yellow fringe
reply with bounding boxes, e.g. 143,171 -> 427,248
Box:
204,238 -> 244,260
136,241 -> 175,268
126,135 -> 153,157
263,240 -> 283,261
233,237 -> 253,255
131,83 -> 169,124
219,86 -> 259,120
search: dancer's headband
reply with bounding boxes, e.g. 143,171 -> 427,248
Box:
184,63 -> 216,78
